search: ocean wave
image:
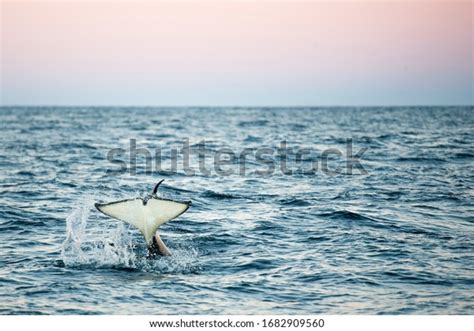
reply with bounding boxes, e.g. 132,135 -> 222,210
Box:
1,106 -> 473,314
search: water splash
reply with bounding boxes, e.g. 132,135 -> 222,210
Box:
61,197 -> 137,269
135,242 -> 202,274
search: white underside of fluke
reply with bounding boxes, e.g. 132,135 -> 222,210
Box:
95,198 -> 189,244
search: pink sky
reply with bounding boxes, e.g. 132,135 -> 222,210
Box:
1,1 -> 472,105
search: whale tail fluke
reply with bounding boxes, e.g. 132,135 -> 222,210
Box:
95,197 -> 190,244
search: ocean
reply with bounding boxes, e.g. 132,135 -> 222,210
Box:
0,106 -> 472,314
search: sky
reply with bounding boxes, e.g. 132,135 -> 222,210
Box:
1,0 -> 472,106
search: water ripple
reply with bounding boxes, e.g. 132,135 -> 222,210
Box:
0,106 -> 473,314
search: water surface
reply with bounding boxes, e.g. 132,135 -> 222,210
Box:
0,107 -> 473,314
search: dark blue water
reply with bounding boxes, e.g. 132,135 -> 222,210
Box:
0,107 -> 473,314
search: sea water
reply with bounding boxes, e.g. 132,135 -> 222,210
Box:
0,106 -> 472,314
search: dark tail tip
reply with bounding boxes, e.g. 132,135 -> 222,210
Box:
94,202 -> 103,210
152,179 -> 165,195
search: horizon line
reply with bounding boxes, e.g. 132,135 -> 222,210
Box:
1,104 -> 473,108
